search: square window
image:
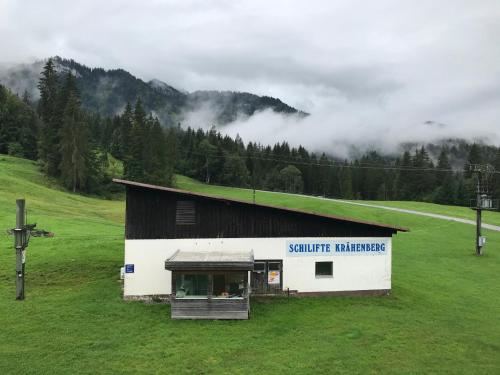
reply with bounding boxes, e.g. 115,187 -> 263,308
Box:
268,262 -> 280,271
253,262 -> 265,272
315,262 -> 333,277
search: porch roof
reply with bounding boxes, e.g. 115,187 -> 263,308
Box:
165,250 -> 254,271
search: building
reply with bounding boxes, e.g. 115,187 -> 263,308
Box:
114,179 -> 408,319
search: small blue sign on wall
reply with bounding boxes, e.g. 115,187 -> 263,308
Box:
125,264 -> 135,273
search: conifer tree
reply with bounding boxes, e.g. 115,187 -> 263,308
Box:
397,151 -> 413,200
279,165 -> 303,193
222,153 -> 250,186
144,117 -> 171,185
0,85 -> 39,159
37,58 -> 61,175
492,149 -> 500,201
59,92 -> 89,192
124,99 -> 147,181
198,139 -> 217,183
435,148 -> 456,204
465,143 -> 482,178
339,162 -> 353,199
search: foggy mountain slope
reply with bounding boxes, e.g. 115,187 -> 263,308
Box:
185,90 -> 308,125
0,57 -> 305,127
2,57 -> 498,160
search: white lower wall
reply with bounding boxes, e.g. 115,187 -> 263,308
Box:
123,237 -> 392,296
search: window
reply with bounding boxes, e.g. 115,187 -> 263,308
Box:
315,262 -> 333,277
175,200 -> 196,225
268,262 -> 280,271
175,274 -> 208,297
212,273 -> 246,298
253,262 -> 265,272
174,272 -> 247,299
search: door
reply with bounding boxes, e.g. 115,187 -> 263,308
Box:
251,261 -> 267,294
251,260 -> 282,294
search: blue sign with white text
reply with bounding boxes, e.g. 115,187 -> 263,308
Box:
125,264 -> 135,273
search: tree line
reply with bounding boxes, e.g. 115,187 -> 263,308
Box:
1,58 -> 499,206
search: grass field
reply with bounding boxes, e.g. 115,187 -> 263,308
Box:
1,156 -> 499,374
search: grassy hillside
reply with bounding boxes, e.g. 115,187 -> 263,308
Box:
176,175 -> 500,227
1,156 -> 499,374
363,200 -> 500,227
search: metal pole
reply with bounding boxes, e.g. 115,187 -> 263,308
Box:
14,199 -> 26,300
476,207 -> 482,255
475,175 -> 482,256
252,158 -> 256,204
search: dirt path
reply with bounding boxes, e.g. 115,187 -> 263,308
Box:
328,199 -> 500,232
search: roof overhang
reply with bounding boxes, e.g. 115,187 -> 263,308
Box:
165,250 -> 254,271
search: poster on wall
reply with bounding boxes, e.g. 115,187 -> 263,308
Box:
268,270 -> 280,284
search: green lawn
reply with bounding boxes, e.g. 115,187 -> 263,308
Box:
1,157 -> 499,374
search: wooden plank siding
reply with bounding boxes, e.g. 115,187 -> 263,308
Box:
125,186 -> 397,240
170,298 -> 249,320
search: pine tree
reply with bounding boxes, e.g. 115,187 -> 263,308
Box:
339,162 -> 353,199
411,146 -> 435,200
0,85 -> 39,159
397,151 -> 413,200
198,139 -> 217,183
435,148 -> 456,204
144,117 -> 173,185
121,103 -> 133,156
59,92 -> 89,192
37,58 -> 61,175
164,127 -> 177,186
465,143 -> 482,178
492,149 -> 500,201
222,153 -> 250,186
279,165 -> 303,193
318,153 -> 330,197
455,175 -> 472,206
125,99 -> 147,181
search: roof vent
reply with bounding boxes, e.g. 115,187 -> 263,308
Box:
176,201 -> 196,225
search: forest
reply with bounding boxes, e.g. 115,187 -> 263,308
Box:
1,58 -> 499,205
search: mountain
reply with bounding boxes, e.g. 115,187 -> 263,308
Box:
0,57 -> 306,127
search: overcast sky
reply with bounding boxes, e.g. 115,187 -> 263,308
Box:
1,0 -> 499,154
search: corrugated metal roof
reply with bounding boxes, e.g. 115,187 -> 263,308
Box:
167,250 -> 254,263
165,250 -> 254,270
113,178 -> 409,232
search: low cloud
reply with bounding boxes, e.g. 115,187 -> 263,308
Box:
0,60 -> 44,101
183,83 -> 500,158
2,0 -> 500,156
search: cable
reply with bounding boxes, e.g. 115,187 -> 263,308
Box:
177,149 -> 500,174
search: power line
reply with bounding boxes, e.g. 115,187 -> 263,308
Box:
181,150 -> 500,175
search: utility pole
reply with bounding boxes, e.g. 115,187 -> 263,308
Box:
469,164 -> 497,256
14,199 -> 26,299
475,176 -> 483,256
7,199 -> 53,300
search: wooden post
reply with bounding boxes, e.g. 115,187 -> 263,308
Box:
14,199 -> 26,300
